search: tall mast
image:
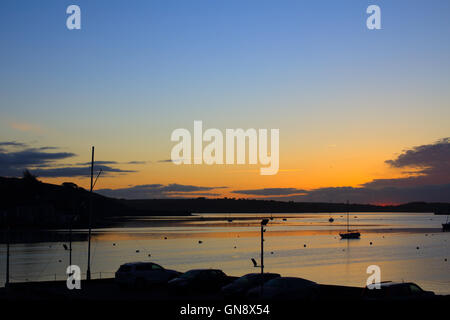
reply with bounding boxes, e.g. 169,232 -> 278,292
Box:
86,146 -> 94,281
347,200 -> 349,232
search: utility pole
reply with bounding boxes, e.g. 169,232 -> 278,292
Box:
260,219 -> 269,296
6,216 -> 10,287
69,216 -> 73,267
86,146 -> 94,281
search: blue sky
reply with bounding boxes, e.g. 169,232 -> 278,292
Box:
0,0 -> 449,202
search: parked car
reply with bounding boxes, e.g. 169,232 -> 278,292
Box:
221,273 -> 280,299
246,277 -> 319,301
168,269 -> 231,295
115,262 -> 180,289
361,282 -> 435,300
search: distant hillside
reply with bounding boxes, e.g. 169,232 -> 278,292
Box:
0,175 -> 449,229
0,175 -> 136,228
123,198 -> 450,215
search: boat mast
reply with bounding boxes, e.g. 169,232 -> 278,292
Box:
347,200 -> 349,232
86,146 -> 94,281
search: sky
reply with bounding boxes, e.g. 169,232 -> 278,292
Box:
0,0 -> 449,204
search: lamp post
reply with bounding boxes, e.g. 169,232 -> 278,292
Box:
260,218 -> 269,296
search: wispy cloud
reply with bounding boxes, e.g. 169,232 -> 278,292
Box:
9,122 -> 43,134
232,188 -> 306,196
97,183 -> 227,199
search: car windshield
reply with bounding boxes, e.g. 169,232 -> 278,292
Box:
409,284 -> 423,294
266,279 -> 284,288
179,270 -> 202,279
234,276 -> 253,285
118,265 -> 131,272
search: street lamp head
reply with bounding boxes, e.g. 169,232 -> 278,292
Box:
261,218 -> 269,226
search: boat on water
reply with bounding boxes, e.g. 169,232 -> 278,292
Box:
340,231 -> 361,239
435,209 -> 450,232
339,201 -> 360,239
329,217 -> 334,223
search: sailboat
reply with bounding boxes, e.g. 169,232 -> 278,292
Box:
339,201 -> 360,239
435,208 -> 450,231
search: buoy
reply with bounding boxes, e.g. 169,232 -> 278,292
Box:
198,240 -> 203,244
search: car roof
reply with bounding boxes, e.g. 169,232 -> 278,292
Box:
121,262 -> 156,266
185,269 -> 222,272
374,282 -> 415,288
270,277 -> 317,284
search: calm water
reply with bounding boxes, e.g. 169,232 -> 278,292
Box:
1,212 -> 449,294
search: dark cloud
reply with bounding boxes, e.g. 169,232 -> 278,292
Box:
365,138 -> 449,188
158,159 -> 174,163
0,141 -> 27,147
0,147 -> 76,176
0,142 -> 137,178
126,161 -> 147,165
231,188 -> 306,196
76,161 -> 118,166
32,165 -> 135,178
233,138 -> 450,203
275,184 -> 450,204
231,184 -> 450,203
97,184 -> 227,199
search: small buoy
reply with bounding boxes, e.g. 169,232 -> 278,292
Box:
416,246 -> 419,250
283,218 -> 287,221
303,244 -> 307,248
58,260 -> 62,262
136,250 -> 140,253
198,240 -> 203,244
370,242 -> 373,245
164,237 -> 167,239
148,254 -> 151,257
113,243 -> 116,246
445,258 -> 447,262
270,252 -> 274,254
233,246 -> 236,249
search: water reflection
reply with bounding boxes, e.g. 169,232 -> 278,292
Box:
1,212 -> 449,294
